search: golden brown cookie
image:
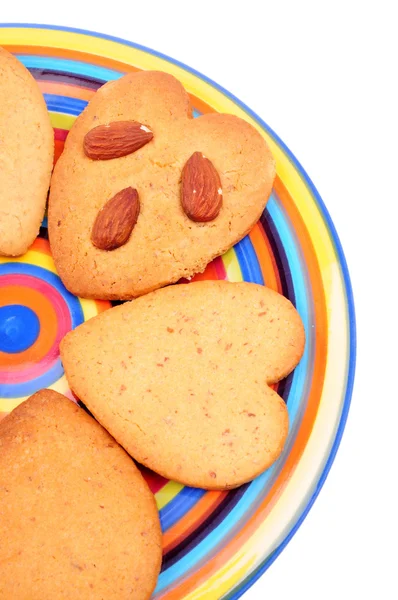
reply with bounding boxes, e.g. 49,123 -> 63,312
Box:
0,390 -> 162,600
61,281 -> 305,490
48,70 -> 275,299
0,47 -> 54,256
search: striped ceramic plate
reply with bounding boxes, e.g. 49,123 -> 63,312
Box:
0,24 -> 356,600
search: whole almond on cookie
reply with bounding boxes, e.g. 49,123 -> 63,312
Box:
84,120 -> 153,160
181,152 -> 223,222
92,187 -> 140,250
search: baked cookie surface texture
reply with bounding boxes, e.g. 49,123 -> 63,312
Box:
0,47 -> 54,257
61,281 -> 305,490
0,389 -> 162,600
49,70 -> 275,299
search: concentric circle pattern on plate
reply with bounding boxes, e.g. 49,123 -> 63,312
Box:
0,25 -> 356,600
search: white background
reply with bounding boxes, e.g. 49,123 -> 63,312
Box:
1,1 -> 397,598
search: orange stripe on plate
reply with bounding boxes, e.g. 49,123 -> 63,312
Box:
54,139 -> 65,165
189,261 -> 219,282
188,95 -> 215,115
249,223 -> 280,292
30,238 -> 52,255
95,299 -> 112,314
0,286 -> 58,369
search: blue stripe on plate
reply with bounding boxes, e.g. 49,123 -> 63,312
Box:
17,54 -> 122,81
44,93 -> 88,115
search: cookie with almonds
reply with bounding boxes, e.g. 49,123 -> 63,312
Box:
49,70 -> 275,300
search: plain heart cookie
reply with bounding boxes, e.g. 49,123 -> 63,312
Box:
0,390 -> 162,600
0,47 -> 54,256
48,70 -> 275,299
60,281 -> 305,490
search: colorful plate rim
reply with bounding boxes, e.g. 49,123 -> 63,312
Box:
0,22 -> 356,599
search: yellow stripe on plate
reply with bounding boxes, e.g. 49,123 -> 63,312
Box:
80,298 -> 103,322
155,480 -> 184,510
221,248 -> 243,282
0,250 -> 56,273
50,112 -> 76,130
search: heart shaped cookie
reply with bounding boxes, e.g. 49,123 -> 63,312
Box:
0,47 -> 54,256
48,71 -> 275,299
60,281 -> 305,490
